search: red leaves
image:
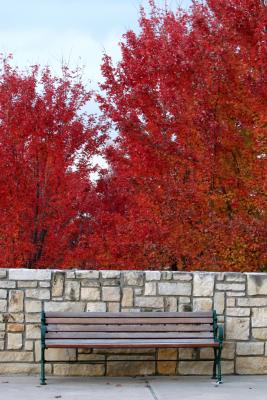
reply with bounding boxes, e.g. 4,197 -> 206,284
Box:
95,0 -> 267,271
0,58 -> 101,269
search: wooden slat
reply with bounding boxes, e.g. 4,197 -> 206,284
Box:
46,317 -> 213,325
45,311 -> 213,318
46,332 -> 214,339
45,338 -> 219,349
46,324 -> 213,333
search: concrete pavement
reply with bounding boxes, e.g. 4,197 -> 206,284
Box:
0,375 -> 266,400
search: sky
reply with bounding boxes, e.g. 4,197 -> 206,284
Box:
0,0 -> 191,98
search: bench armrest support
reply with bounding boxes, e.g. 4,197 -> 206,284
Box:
216,325 -> 224,345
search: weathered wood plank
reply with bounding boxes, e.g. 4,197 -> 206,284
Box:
45,338 -> 219,349
45,311 -> 212,318
46,317 -> 213,325
46,332 -> 214,339
46,324 -> 213,332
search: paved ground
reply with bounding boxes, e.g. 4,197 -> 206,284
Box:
0,375 -> 266,400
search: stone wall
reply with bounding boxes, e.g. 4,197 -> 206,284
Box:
0,269 -> 267,376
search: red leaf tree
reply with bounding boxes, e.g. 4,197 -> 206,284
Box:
0,58 -> 103,268
96,0 -> 267,271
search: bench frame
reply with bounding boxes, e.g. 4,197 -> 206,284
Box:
40,310 -> 223,385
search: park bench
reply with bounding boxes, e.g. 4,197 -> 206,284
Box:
40,310 -> 224,385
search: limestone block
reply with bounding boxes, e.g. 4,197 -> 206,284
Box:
226,307 -> 250,317
25,300 -> 42,313
101,271 -> 121,279
81,287 -> 100,301
179,297 -> 191,304
178,303 -> 192,312
247,274 -> 267,295
17,281 -> 37,288
102,286 -> 120,302
121,287 -> 133,307
25,288 -> 50,300
54,363 -> 104,376
165,297 -> 177,312
158,348 -> 177,360
7,323 -> 24,332
124,271 -> 144,286
81,280 -> 100,287
179,360 -> 234,375
0,341 -> 4,350
25,340 -> 33,351
86,302 -> 106,312
9,269 -> 51,280
75,271 -> 99,279
51,272 -> 65,297
179,349 -> 197,360
107,357 -> 155,376
108,302 -> 120,312
7,333 -> 22,349
214,292 -> 225,314
0,323 -> 5,330
199,348 -> 213,359
26,314 -> 41,323
158,282 -> 191,296
44,301 -> 85,312
134,288 -> 142,295
8,290 -> 24,312
216,283 -> 245,292
66,271 -> 75,278
35,340 -> 76,361
238,298 -> 267,307
135,296 -> 164,308
65,281 -> 80,301
161,271 -> 173,280
236,357 -> 267,374
225,273 -> 246,282
145,271 -> 161,281
26,324 -> 40,339
252,308 -> 267,327
0,351 -> 33,362
78,353 -> 105,361
157,360 -> 177,375
252,328 -> 267,339
144,282 -> 157,296
226,291 -> 245,297
226,317 -> 250,340
0,270 -> 7,278
172,273 -> 192,281
0,289 -> 7,298
178,361 -> 212,375
102,279 -> 120,287
226,298 -> 235,307
193,298 -> 212,311
193,273 -> 214,296
221,342 -> 235,359
0,363 -> 51,374
0,281 -> 16,288
39,281 -> 50,287
236,342 -> 264,355
5,313 -> 24,323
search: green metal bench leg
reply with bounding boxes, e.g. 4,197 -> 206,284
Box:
212,348 -> 217,379
40,345 -> 46,385
216,345 -> 223,384
40,311 -> 46,385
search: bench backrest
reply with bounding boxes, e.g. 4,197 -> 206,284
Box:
43,311 -> 217,343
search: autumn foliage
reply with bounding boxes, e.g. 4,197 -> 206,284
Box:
0,60 -> 103,268
0,0 -> 266,271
